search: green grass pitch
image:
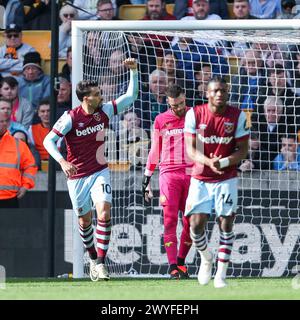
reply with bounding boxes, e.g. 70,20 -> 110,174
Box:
0,278 -> 299,300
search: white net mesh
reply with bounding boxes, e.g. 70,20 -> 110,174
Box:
74,27 -> 300,278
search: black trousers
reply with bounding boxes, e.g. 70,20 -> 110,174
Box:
0,197 -> 19,208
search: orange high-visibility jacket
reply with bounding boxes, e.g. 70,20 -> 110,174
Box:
0,131 -> 38,200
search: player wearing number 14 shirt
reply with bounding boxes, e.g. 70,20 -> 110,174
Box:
184,76 -> 249,288
43,58 -> 138,281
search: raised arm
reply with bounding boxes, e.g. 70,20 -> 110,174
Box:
115,58 -> 138,114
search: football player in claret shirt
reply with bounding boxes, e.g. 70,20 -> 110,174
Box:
44,58 -> 138,281
142,84 -> 193,279
184,76 -> 249,288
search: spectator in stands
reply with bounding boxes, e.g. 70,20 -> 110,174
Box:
277,0 -> 297,18
264,44 -> 287,69
108,49 -> 129,96
119,111 -> 149,168
273,134 -> 300,170
174,0 -> 229,20
229,1 -> 258,56
180,0 -> 221,21
0,0 -> 25,27
250,42 -> 271,63
28,98 -> 50,168
73,0 -> 98,20
96,0 -> 118,20
263,64 -> 300,125
160,51 -> 195,106
83,31 -> 103,80
56,76 -> 72,119
126,33 -> 156,89
250,42 -> 291,73
174,0 -> 228,20
177,0 -> 227,47
142,0 -> 176,20
0,76 -> 34,129
171,37 -> 228,87
289,46 -> 300,96
253,96 -> 291,170
59,4 -> 78,58
0,111 -> 37,208
193,62 -> 211,105
230,49 -> 266,123
0,24 -> 35,77
22,0 -> 51,30
99,76 -> 118,102
232,0 -> 258,19
249,0 -> 282,19
239,131 -> 261,171
18,51 -> 50,111
0,97 -> 28,141
60,46 -> 72,83
139,0 -> 175,57
135,69 -> 168,134
160,52 -> 185,88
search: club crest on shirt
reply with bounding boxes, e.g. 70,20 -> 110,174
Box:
224,122 -> 234,134
93,113 -> 101,122
199,124 -> 207,130
160,195 -> 166,204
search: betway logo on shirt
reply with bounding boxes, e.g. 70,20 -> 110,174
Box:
76,123 -> 104,136
198,134 -> 233,144
165,128 -> 184,136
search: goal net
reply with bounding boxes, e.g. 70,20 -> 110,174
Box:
71,20 -> 300,278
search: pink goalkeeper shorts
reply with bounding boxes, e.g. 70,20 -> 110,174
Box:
159,171 -> 191,211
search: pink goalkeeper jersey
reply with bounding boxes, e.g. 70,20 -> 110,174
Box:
145,108 -> 193,176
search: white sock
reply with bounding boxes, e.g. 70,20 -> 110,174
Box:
215,261 -> 229,279
200,247 -> 213,261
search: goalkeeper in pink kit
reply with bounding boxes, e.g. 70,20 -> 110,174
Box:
142,84 -> 193,279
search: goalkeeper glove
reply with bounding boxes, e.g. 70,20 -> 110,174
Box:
142,175 -> 151,201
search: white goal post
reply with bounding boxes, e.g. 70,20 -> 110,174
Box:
71,20 -> 300,278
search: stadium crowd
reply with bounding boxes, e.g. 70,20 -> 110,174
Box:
1,0 -> 300,176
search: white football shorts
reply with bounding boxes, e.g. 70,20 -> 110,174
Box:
184,177 -> 238,217
67,167 -> 112,216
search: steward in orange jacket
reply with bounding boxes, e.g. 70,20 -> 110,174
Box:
0,113 -> 37,208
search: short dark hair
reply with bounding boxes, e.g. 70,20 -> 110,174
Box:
281,133 -> 297,141
165,83 -> 185,98
0,76 -> 18,88
207,75 -> 227,87
76,80 -> 99,102
194,62 -> 211,74
234,0 -> 250,3
281,0 -> 296,9
97,0 -> 113,7
38,97 -> 50,109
